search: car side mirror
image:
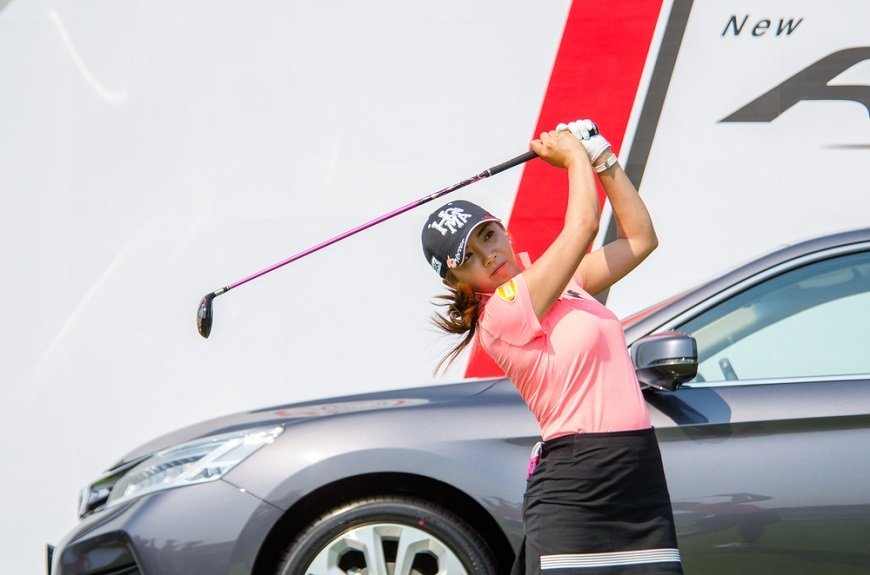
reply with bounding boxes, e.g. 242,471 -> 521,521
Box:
631,332 -> 698,391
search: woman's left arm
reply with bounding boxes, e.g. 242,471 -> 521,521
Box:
577,153 -> 658,296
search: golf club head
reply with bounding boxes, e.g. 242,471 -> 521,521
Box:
197,293 -> 215,338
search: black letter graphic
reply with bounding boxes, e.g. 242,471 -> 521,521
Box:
721,47 -> 870,122
722,15 -> 748,36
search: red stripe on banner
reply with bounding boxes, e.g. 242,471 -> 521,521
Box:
465,0 -> 664,378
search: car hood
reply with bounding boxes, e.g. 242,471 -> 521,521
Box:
114,378 -> 504,467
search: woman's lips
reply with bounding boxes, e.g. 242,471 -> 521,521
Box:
491,262 -> 506,276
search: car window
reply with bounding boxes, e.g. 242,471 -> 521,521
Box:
677,250 -> 870,385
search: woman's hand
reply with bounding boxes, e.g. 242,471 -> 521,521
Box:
530,130 -> 589,170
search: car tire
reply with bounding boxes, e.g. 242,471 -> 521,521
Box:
275,495 -> 499,575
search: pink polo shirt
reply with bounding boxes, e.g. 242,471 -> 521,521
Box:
477,265 -> 650,440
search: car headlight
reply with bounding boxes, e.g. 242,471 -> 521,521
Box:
100,425 -> 283,510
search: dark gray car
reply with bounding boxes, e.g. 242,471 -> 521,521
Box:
51,228 -> 870,575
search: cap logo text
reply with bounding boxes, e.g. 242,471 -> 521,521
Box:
428,207 -> 472,236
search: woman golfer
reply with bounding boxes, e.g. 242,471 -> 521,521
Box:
421,121 -> 682,575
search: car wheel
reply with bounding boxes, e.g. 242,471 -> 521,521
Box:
276,495 -> 498,575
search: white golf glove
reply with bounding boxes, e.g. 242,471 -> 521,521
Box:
556,119 -> 615,172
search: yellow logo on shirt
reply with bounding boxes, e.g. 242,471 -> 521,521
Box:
496,279 -> 517,302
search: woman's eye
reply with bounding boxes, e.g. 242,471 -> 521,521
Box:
485,230 -> 494,240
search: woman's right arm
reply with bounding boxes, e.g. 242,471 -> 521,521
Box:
522,130 -> 601,320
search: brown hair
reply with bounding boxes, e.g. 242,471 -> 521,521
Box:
431,271 -> 485,373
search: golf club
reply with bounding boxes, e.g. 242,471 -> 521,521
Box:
197,149 -> 538,338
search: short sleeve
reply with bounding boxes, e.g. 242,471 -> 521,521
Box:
478,273 -> 543,347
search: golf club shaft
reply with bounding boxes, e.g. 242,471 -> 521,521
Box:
220,150 -> 537,293
197,148 -> 537,338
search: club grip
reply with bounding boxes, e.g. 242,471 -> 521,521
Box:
486,150 -> 537,177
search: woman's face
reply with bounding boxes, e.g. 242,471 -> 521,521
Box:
449,222 -> 520,293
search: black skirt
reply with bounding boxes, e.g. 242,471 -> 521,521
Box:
512,427 -> 683,575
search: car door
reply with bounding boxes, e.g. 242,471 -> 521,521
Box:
644,244 -> 870,575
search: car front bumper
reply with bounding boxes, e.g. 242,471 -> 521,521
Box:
49,478 -> 283,575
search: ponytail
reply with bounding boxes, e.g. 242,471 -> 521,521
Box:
431,272 -> 485,373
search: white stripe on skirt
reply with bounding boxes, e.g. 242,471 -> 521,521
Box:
541,548 -> 681,570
